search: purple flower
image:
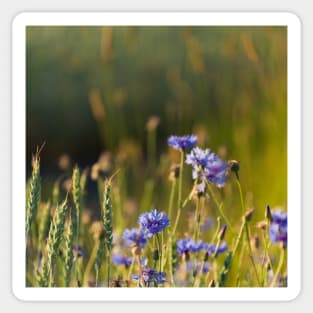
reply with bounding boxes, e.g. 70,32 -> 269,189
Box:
202,241 -> 228,256
271,209 -> 287,227
186,147 -> 228,188
186,260 -> 211,275
200,218 -> 214,232
131,268 -> 166,286
122,228 -> 148,249
168,135 -> 197,150
186,147 -> 212,169
138,209 -> 170,238
268,207 -> 287,248
112,254 -> 133,267
176,238 -> 203,256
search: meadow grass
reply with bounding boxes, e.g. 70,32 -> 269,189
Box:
26,134 -> 287,288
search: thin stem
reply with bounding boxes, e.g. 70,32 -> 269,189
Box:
232,217 -> 246,258
193,197 -> 200,241
83,243 -> 98,287
206,182 -> 235,234
127,258 -> 135,282
106,250 -> 111,287
177,149 -> 184,210
172,183 -> 196,236
270,247 -> 285,287
167,234 -> 175,286
156,234 -> 162,273
173,150 -> 185,234
236,178 -> 261,286
168,179 -> 176,222
261,220 -> 272,286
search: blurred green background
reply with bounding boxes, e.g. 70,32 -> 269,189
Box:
26,26 -> 287,221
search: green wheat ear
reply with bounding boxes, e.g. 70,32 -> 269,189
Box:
102,180 -> 113,288
102,181 -> 113,251
37,201 -> 51,251
26,149 -> 41,242
64,215 -> 74,287
72,166 -> 82,245
40,198 -> 68,287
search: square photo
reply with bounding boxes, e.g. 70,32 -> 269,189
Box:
12,12 -> 301,301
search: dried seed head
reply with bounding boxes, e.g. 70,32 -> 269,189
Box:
131,244 -> 142,256
90,221 -> 104,240
244,208 -> 255,222
58,154 -> 71,171
228,160 -> 240,178
153,249 -> 159,261
256,220 -> 267,230
91,163 -> 100,180
146,116 -> 160,132
265,205 -> 273,222
251,235 -> 260,250
218,224 -> 227,241
168,164 -> 180,181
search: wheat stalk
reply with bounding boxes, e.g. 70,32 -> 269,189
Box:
64,215 -> 74,287
26,151 -> 41,242
40,198 -> 68,287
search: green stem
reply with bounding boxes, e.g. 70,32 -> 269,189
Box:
206,182 -> 235,234
172,183 -> 195,236
173,150 -> 185,233
127,258 -> 135,282
83,243 -> 98,287
236,178 -> 261,286
106,249 -> 111,287
156,234 -> 162,273
167,233 -> 175,286
270,247 -> 285,287
168,179 -> 176,222
193,197 -> 200,241
261,220 -> 272,286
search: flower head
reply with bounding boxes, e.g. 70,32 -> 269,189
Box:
184,260 -> 211,277
269,209 -> 287,248
186,147 -> 228,188
138,209 -> 170,238
112,254 -> 133,267
122,228 -> 147,249
168,135 -> 197,150
202,242 -> 228,256
132,268 -> 166,286
176,238 -> 203,257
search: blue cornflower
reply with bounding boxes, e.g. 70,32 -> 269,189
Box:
269,209 -> 287,248
138,209 -> 170,238
176,238 -> 203,257
186,147 -> 228,188
202,241 -> 228,256
186,147 -> 212,169
131,268 -> 166,286
186,260 -> 211,275
167,135 -> 198,150
112,254 -> 133,267
271,209 -> 287,227
122,228 -> 148,249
